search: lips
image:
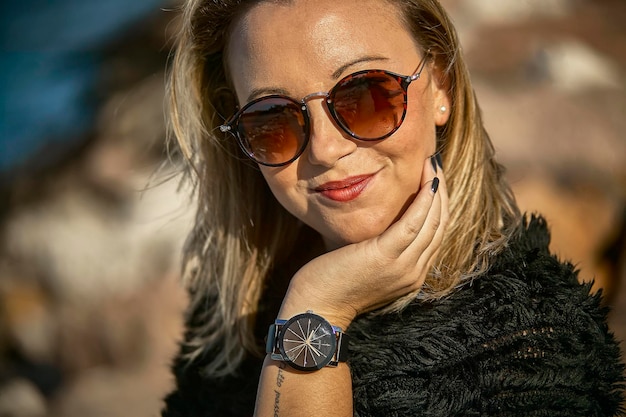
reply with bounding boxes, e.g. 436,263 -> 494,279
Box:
314,174 -> 375,202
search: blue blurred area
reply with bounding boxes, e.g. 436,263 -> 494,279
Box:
0,0 -> 164,176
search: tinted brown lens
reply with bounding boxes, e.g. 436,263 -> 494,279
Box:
237,98 -> 306,165
332,72 -> 405,139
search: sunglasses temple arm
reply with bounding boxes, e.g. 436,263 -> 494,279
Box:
409,48 -> 431,81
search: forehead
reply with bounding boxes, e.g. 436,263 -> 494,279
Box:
226,0 -> 420,99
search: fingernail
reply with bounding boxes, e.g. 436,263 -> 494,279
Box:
430,155 -> 438,174
435,153 -> 443,170
431,177 -> 440,194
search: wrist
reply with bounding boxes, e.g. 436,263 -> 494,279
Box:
279,282 -> 355,330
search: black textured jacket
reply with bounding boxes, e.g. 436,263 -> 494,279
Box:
163,217 -> 625,416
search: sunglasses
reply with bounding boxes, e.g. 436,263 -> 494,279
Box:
219,52 -> 430,167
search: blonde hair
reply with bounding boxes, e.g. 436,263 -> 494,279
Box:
168,0 -> 521,376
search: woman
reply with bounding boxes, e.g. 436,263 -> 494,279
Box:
162,0 -> 625,415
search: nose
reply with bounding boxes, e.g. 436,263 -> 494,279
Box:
305,99 -> 357,167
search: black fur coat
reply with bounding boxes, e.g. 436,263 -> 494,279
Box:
162,217 -> 625,416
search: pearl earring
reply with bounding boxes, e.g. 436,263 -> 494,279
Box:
440,105 -> 447,113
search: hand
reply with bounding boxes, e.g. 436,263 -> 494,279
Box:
279,155 -> 449,329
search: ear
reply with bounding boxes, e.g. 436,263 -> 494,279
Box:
214,86 -> 238,118
429,57 -> 452,127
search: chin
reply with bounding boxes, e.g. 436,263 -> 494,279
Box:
321,225 -> 388,251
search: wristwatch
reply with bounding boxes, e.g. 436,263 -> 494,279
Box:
266,311 -> 349,371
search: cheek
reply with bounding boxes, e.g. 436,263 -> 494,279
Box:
399,89 -> 438,154
259,167 -> 306,214
391,112 -> 437,158
260,168 -> 287,199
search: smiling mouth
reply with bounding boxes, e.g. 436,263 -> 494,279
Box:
314,174 -> 375,202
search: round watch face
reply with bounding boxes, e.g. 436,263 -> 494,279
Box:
278,313 -> 337,371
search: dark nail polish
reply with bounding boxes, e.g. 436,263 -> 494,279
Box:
430,155 -> 438,174
431,177 -> 440,194
435,153 -> 443,170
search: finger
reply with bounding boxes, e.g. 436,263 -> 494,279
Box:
386,165 -> 448,297
376,156 -> 440,257
405,162 -> 449,254
405,167 -> 448,273
435,163 -> 449,228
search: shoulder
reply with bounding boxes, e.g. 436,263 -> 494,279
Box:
469,215 -> 598,327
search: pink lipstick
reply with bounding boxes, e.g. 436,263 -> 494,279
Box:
314,174 -> 374,202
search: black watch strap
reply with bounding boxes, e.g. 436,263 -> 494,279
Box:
336,331 -> 349,363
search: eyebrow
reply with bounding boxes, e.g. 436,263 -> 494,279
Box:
245,55 -> 390,103
246,86 -> 290,103
331,55 -> 389,79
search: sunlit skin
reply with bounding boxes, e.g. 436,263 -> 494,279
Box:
227,0 -> 451,250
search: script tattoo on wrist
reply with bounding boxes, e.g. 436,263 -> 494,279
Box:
276,362 -> 286,387
273,390 -> 280,417
274,362 -> 286,416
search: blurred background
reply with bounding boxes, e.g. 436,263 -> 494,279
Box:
0,0 -> 624,415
